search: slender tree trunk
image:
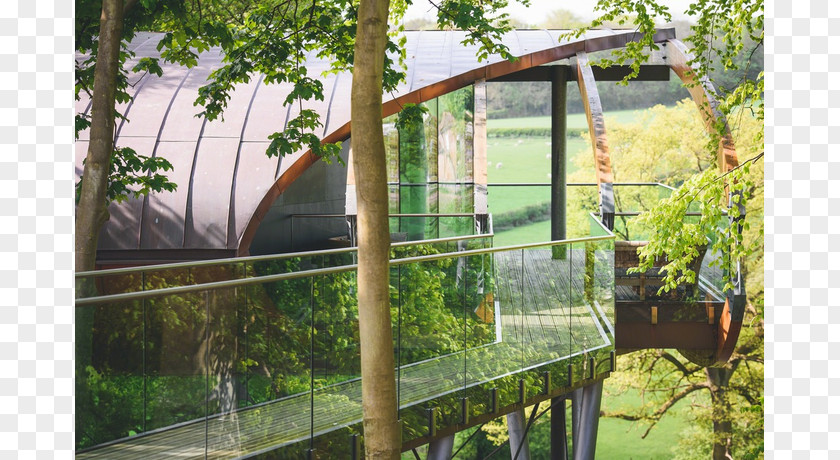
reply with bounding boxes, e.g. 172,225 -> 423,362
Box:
76,0 -> 124,275
352,0 -> 401,457
706,367 -> 733,460
75,0 -> 125,445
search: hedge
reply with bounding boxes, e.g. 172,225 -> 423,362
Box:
487,127 -> 588,138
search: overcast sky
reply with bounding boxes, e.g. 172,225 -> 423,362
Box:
403,0 -> 696,24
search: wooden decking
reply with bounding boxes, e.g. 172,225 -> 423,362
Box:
77,248 -> 613,459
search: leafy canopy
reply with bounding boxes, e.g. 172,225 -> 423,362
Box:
76,0 -> 525,205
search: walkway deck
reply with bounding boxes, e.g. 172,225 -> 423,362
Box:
77,248 -> 613,459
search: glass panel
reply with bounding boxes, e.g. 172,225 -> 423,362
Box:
398,185 -> 429,241
312,270 -> 362,444
424,99 -> 439,184
395,252 -> 467,438
234,277 -> 313,457
399,103 -> 431,242
426,183 -> 440,240
488,248 -> 525,409
76,233 -> 615,456
75,299 -> 146,450
698,217 -> 729,295
567,185 -> 600,239
437,183 -> 473,238
144,290 -> 208,432
570,241 -> 613,381
205,286 -> 247,456
487,185 -> 550,226
437,86 -> 474,183
388,184 -> 400,237
462,251 -> 499,421
384,114 -> 400,184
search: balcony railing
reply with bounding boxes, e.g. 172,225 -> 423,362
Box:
75,213 -> 615,458
76,213 -> 493,300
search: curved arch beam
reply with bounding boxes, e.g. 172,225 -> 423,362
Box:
237,29 -> 677,254
666,39 -> 739,173
666,39 -> 743,365
575,51 -> 615,229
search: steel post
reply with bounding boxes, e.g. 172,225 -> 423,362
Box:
551,396 -> 569,460
426,434 -> 454,460
571,380 -> 604,460
551,65 -> 568,258
508,408 -> 532,460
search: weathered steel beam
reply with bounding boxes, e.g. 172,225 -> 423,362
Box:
571,380 -> 603,460
508,409 -> 532,460
551,65 -> 567,249
487,65 -> 671,82
551,396 -> 569,460
426,434 -> 454,460
575,52 -> 615,229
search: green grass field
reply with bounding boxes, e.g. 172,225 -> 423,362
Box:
515,388 -> 699,460
486,137 -> 589,218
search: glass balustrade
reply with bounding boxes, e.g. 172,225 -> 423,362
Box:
75,215 -> 613,458
75,219 -> 492,300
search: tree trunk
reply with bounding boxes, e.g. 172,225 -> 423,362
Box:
352,0 -> 401,457
706,367 -> 733,460
76,0 -> 124,275
75,1 -> 125,448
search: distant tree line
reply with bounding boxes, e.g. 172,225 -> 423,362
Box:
487,79 -> 690,118
485,31 -> 762,119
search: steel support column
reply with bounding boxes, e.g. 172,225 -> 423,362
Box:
426,434 -> 455,460
551,396 -> 569,460
507,408 -> 532,459
571,380 -> 604,460
551,65 -> 568,255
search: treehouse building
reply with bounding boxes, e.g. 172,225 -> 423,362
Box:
75,28 -> 745,459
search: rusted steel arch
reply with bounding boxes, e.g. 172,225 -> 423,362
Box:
665,39 -> 745,366
237,28 -> 678,255
666,39 -> 739,173
574,51 -> 615,229
571,40 -> 743,366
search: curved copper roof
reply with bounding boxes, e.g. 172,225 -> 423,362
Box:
75,28 -> 681,259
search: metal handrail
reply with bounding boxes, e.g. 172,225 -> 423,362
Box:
75,232 -> 613,307
390,234 -> 614,266
77,227 -> 492,279
486,182 -> 676,189
292,213 -> 477,218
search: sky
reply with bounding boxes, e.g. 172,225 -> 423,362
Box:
403,0 -> 697,25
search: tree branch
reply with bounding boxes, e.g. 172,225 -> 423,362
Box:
601,382 -> 708,438
123,0 -> 139,15
658,351 -> 702,377
673,151 -> 764,204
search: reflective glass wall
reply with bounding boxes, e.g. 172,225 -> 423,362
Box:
380,85 -> 477,241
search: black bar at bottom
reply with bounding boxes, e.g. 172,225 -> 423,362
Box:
351,434 -> 360,460
491,387 -> 499,414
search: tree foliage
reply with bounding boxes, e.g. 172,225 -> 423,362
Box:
562,94 -> 763,458
564,0 -> 763,294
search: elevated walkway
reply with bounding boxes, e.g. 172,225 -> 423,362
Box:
75,217 -> 616,458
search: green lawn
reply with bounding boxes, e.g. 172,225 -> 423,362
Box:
486,137 -> 589,217
492,219 -> 552,246
594,385 -> 703,459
